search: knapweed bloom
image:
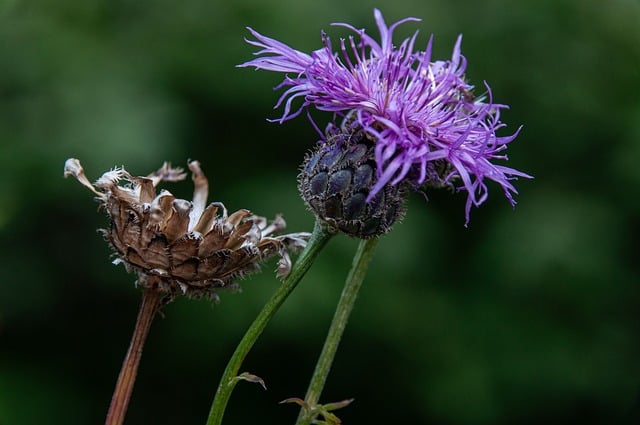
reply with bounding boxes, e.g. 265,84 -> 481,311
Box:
64,158 -> 309,301
240,9 -> 531,226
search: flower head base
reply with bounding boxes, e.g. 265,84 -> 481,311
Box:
64,158 -> 309,301
240,9 -> 531,224
299,117 -> 407,238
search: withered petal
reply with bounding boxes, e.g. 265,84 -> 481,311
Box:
218,246 -> 260,277
144,235 -> 171,269
256,237 -> 282,256
191,202 -> 221,235
171,258 -> 199,280
137,205 -> 155,249
198,227 -> 228,256
224,220 -> 254,250
250,215 -> 268,230
276,250 -> 292,279
199,251 -> 230,277
277,232 -> 312,252
95,168 -> 129,189
188,160 -> 209,223
261,214 -> 287,237
107,202 -> 131,251
63,158 -> 103,197
120,209 -> 144,247
163,199 -> 192,242
148,191 -> 175,231
126,247 -> 149,269
241,222 -> 262,245
226,209 -> 252,229
169,234 -> 200,265
132,177 -> 156,204
108,183 -> 140,205
147,162 -> 187,186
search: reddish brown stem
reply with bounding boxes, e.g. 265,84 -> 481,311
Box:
105,288 -> 163,425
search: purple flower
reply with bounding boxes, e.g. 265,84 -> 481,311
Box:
240,9 -> 531,224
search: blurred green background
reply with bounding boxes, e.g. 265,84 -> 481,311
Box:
1,0 -> 639,424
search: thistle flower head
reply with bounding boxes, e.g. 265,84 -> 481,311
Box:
240,9 -> 531,224
64,158 -> 309,301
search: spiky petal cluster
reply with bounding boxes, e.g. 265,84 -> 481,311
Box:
64,158 -> 309,301
240,9 -> 531,224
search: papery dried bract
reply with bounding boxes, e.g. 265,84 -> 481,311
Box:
64,158 -> 309,301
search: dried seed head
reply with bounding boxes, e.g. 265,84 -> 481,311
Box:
64,158 -> 309,302
298,124 -> 408,238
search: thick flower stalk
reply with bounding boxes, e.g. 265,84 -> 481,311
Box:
240,8 -> 531,225
64,158 -> 308,300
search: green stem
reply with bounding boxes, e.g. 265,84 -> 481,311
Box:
205,220 -> 333,425
295,237 -> 379,425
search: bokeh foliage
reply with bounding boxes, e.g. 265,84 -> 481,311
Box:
1,0 -> 639,424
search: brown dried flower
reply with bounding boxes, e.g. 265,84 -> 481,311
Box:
64,158 -> 309,301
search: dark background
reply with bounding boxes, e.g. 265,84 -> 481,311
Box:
1,0 -> 639,424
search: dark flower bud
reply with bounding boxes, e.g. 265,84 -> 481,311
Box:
298,126 -> 407,238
